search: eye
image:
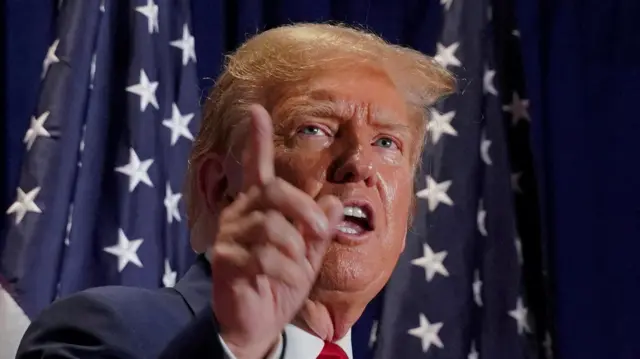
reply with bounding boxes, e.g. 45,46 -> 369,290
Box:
373,136 -> 399,150
297,125 -> 329,137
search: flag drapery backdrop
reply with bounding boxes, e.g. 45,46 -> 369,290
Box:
1,0 -> 200,356
5,1 -> 639,359
2,1 -> 552,358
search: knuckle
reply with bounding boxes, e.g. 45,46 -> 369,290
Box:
264,209 -> 282,224
279,232 -> 306,260
261,211 -> 281,241
287,232 -> 305,257
247,210 -> 266,225
254,246 -> 273,273
210,243 -> 231,262
218,207 -> 234,224
272,177 -> 287,188
264,178 -> 285,197
285,259 -> 306,286
247,185 -> 261,199
244,212 -> 267,244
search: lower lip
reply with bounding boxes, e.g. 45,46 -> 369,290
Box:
333,221 -> 373,245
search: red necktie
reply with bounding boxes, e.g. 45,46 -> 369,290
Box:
317,341 -> 348,359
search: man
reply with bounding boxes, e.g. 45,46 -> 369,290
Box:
17,23 -> 454,359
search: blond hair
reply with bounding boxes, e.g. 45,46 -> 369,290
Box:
186,23 -> 455,228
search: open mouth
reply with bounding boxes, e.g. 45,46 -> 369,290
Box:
336,201 -> 375,236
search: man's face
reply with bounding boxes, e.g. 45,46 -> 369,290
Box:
227,66 -> 418,302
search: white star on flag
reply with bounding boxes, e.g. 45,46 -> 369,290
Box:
99,0 -> 105,12
468,341 -> 479,359
483,67 -> 498,95
126,69 -> 159,112
407,313 -> 444,353
509,297 -> 531,335
434,42 -> 461,69
6,187 -> 42,225
428,109 -> 457,144
411,243 -> 449,282
477,199 -> 487,236
162,103 -> 194,146
135,0 -> 159,34
24,111 -> 52,151
515,235 -> 523,265
89,54 -> 97,89
163,259 -> 177,287
170,24 -> 197,66
164,183 -> 182,223
480,131 -> 492,165
103,229 -> 144,272
440,0 -> 453,11
502,92 -> 530,125
115,148 -> 154,192
416,176 -> 454,212
78,124 -> 87,167
42,39 -> 60,78
64,203 -> 74,246
473,270 -> 483,307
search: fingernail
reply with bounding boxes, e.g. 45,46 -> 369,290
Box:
314,215 -> 329,235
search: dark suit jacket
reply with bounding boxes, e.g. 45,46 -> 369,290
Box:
16,256 -> 250,359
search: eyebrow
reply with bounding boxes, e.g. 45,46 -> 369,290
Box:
279,89 -> 412,134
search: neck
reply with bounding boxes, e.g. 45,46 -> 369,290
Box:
293,293 -> 368,342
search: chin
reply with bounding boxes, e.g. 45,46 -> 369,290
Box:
314,246 -> 390,297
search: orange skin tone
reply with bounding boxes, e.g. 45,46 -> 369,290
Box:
202,65 -> 418,356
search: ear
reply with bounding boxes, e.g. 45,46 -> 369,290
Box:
196,153 -> 228,216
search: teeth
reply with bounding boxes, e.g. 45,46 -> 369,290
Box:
343,206 -> 367,219
336,224 -> 359,234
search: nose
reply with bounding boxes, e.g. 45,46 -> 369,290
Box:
330,145 -> 377,187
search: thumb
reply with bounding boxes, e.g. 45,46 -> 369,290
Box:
306,195 -> 343,271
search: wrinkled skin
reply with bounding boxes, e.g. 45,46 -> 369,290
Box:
202,66 -> 418,357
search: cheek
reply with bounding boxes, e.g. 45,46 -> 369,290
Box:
380,167 -> 414,214
375,150 -> 414,190
273,150 -> 328,192
376,147 -> 406,167
380,170 -> 413,244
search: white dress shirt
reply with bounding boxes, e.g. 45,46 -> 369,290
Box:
220,325 -> 352,359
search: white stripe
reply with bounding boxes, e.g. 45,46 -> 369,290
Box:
0,285 -> 30,359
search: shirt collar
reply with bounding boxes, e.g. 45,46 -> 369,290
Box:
284,324 -> 353,359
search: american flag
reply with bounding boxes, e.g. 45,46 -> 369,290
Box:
0,1 -> 552,359
0,0 -> 199,356
365,0 -> 553,358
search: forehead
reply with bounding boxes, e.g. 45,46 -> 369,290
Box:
300,67 -> 410,121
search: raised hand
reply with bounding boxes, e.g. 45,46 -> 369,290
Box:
210,105 -> 344,359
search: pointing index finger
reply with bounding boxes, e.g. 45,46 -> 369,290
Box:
242,104 -> 276,190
